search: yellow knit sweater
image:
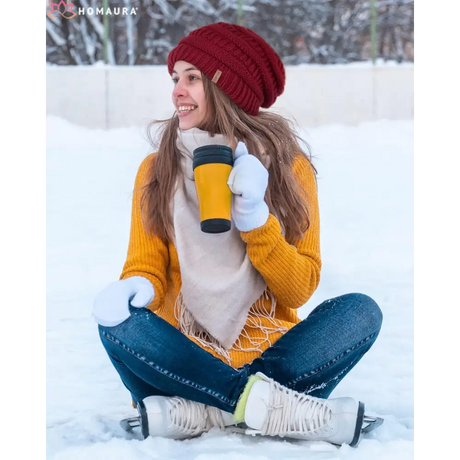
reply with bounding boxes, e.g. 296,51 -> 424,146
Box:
120,152 -> 321,369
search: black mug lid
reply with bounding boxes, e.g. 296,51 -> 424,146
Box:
193,145 -> 234,169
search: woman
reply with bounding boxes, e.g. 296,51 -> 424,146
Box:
93,22 -> 383,446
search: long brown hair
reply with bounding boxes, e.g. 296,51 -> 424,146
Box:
141,72 -> 316,245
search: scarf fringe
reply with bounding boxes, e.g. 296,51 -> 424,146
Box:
174,288 -> 288,365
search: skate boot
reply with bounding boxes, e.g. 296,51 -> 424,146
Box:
234,372 -> 383,446
120,396 -> 235,439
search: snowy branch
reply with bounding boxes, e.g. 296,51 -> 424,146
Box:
46,17 -> 66,47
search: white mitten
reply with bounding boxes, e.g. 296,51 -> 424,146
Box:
92,276 -> 155,327
227,141 -> 269,231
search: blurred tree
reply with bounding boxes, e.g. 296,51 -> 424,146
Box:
46,0 -> 414,66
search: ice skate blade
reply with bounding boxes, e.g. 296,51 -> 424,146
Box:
120,416 -> 141,432
361,415 -> 384,434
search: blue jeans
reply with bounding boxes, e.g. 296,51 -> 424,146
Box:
98,293 -> 382,413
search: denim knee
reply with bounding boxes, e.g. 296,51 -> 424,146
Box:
342,293 -> 383,336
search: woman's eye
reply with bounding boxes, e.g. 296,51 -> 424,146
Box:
172,75 -> 198,84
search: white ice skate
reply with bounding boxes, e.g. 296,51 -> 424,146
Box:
120,396 -> 234,439
240,372 -> 383,446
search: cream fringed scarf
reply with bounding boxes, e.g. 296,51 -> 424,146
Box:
172,127 -> 287,363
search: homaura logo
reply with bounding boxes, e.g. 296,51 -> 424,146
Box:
46,1 -> 138,19
47,1 -> 77,19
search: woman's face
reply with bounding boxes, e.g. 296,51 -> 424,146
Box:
171,60 -> 208,130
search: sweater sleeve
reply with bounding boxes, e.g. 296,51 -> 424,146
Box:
240,154 -> 321,309
119,153 -> 169,311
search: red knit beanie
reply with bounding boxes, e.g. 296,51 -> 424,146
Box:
167,22 -> 286,116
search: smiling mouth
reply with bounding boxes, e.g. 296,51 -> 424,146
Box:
177,105 -> 197,114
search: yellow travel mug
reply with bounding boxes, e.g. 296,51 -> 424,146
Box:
192,145 -> 234,233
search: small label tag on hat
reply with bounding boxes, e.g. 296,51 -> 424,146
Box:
212,69 -> 222,83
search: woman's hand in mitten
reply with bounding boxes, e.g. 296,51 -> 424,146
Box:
227,141 -> 269,231
92,276 -> 155,327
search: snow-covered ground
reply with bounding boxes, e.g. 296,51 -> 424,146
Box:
46,116 -> 413,460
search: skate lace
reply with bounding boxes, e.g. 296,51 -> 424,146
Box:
206,406 -> 227,430
262,379 -> 332,437
169,398 -> 225,436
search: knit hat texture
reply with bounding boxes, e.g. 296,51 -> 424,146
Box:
167,22 -> 286,116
